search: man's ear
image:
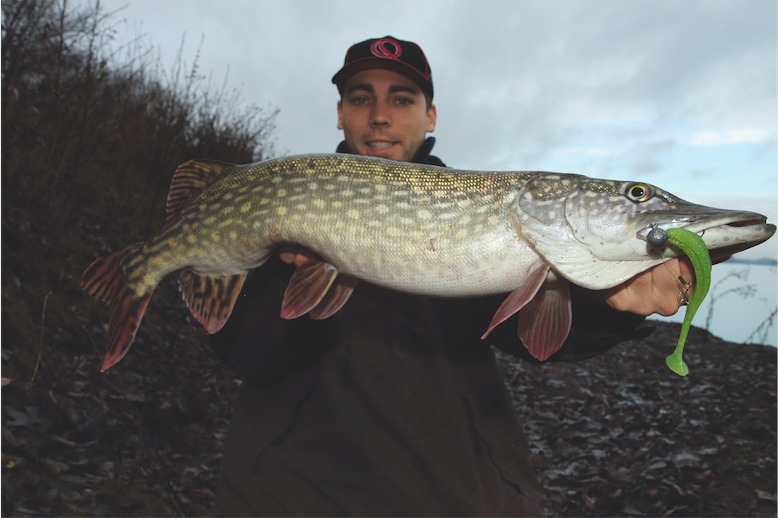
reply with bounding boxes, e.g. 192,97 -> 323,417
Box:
426,103 -> 437,133
337,99 -> 344,130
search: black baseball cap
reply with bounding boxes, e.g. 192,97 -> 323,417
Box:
332,36 -> 434,100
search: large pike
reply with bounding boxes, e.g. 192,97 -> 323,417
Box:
82,154 -> 776,370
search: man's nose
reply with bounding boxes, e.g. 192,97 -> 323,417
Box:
369,102 -> 390,127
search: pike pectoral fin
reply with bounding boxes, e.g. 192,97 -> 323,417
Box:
280,260 -> 339,319
178,270 -> 247,334
81,249 -> 153,371
517,281 -> 572,361
308,275 -> 357,320
481,262 -> 550,339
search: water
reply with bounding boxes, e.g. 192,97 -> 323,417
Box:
649,262 -> 777,347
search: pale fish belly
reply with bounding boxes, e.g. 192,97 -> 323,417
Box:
276,197 -> 541,297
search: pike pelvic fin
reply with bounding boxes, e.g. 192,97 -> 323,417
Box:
517,281 -> 572,361
81,248 -> 154,371
481,261 -> 549,339
166,159 -> 236,221
178,269 -> 247,334
308,275 -> 357,320
280,260 -> 339,319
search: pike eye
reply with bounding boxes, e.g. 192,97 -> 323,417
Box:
626,183 -> 653,202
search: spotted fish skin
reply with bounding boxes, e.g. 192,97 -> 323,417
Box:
138,155 -> 538,296
81,153 -> 776,370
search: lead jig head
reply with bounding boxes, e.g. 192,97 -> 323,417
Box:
647,226 -> 669,248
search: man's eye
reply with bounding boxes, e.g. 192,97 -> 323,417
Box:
350,96 -> 369,106
394,97 -> 413,106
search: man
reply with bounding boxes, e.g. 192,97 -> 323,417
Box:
214,36 -> 694,516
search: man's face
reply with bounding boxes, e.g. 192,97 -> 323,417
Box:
337,69 -> 437,162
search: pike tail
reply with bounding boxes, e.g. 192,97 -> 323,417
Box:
81,247 -> 154,371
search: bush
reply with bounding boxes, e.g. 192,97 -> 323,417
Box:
1,0 -> 279,378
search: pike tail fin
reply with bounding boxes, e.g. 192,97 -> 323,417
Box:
81,248 -> 154,371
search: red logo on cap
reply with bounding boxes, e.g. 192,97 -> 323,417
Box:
370,38 -> 402,61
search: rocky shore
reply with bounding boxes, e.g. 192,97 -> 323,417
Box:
3,305 -> 775,516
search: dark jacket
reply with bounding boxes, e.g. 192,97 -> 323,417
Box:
213,138 -> 649,516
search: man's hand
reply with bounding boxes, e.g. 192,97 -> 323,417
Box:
602,257 -> 695,316
279,245 -> 321,268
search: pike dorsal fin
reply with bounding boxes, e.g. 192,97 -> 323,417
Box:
166,159 -> 236,221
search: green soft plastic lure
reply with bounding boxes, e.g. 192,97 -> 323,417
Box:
657,227 -> 712,376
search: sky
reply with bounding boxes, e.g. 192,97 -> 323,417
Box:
98,0 -> 776,259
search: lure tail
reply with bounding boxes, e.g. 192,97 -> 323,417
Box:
664,227 -> 712,377
81,247 -> 154,371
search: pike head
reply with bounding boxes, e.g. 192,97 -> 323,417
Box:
511,174 -> 776,290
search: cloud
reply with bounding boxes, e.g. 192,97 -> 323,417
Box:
559,147 -> 611,157
691,128 -> 772,147
98,0 -> 776,205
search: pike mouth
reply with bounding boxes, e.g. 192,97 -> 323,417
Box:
637,213 -> 776,258
638,213 -> 771,235
725,217 -> 770,228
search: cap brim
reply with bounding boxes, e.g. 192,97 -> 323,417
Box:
332,58 -> 433,98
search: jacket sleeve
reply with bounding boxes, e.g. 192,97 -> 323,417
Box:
210,258 -> 333,384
